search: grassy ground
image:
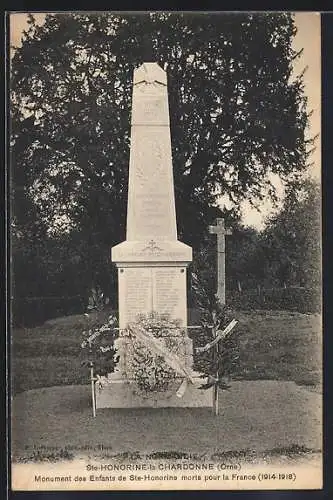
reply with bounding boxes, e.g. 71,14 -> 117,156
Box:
11,309 -> 322,394
11,309 -> 322,463
11,381 -> 322,462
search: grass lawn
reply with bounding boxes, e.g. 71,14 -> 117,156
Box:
11,381 -> 322,462
11,309 -> 322,394
10,309 -> 322,464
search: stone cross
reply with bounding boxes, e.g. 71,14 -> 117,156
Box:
209,218 -> 232,305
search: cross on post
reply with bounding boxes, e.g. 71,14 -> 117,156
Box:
209,218 -> 232,305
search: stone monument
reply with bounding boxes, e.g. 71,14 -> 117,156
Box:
95,62 -> 210,408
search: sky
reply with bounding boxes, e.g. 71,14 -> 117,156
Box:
235,11 -> 321,228
9,12 -> 321,230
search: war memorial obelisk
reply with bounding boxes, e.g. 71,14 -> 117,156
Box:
96,63 -> 210,408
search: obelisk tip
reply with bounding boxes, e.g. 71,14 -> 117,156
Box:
134,62 -> 167,85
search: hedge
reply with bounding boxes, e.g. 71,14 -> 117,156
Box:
226,287 -> 321,314
12,286 -> 320,328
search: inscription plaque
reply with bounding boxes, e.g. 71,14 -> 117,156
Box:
153,267 -> 187,325
118,266 -> 187,328
132,193 -> 173,240
131,96 -> 169,125
118,268 -> 152,328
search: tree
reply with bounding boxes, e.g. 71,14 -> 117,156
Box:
227,225 -> 265,291
261,178 -> 321,288
191,219 -> 264,296
11,12 -> 313,305
191,272 -> 242,415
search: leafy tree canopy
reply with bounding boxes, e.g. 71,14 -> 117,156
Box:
261,177 -> 321,288
11,11 -> 313,248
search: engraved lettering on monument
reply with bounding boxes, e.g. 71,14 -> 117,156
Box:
153,268 -> 186,324
132,97 -> 168,124
119,268 -> 152,326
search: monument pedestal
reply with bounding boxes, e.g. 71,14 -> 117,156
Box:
95,376 -> 212,409
95,298 -> 212,408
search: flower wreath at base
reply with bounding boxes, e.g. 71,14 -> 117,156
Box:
124,312 -> 187,396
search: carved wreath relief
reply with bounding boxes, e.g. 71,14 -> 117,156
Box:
134,132 -> 168,187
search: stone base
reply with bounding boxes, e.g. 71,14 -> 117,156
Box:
95,377 -> 213,409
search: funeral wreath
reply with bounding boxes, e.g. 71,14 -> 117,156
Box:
80,313 -> 119,385
124,312 -> 187,396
